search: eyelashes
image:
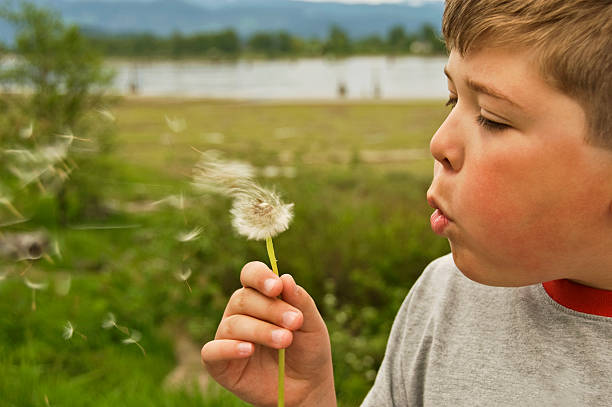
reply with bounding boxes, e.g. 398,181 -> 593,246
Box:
444,96 -> 510,132
476,115 -> 510,132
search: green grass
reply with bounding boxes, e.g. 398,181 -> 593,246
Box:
1,98 -> 451,406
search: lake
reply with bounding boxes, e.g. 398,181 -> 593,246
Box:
109,56 -> 448,100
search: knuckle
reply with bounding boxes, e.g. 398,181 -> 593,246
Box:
221,314 -> 240,338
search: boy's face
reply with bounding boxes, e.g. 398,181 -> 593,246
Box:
427,47 -> 612,289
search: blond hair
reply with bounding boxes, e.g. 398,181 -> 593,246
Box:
442,0 -> 612,148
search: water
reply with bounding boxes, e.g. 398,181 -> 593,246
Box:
109,56 -> 448,100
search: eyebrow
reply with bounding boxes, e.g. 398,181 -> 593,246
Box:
444,67 -> 523,110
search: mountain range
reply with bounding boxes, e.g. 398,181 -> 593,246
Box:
0,0 -> 444,41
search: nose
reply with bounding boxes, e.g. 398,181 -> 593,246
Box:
430,112 -> 464,173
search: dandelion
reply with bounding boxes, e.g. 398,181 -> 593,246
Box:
176,226 -> 203,242
230,185 -> 294,241
24,276 -> 48,311
175,268 -> 193,292
192,153 -> 293,407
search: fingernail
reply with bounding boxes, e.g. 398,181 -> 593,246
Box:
264,278 -> 277,294
237,342 -> 252,355
282,311 -> 299,328
271,329 -> 287,345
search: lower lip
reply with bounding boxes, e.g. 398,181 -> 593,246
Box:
430,209 -> 450,235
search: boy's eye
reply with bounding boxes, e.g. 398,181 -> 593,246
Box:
476,115 -> 510,132
445,97 -> 458,108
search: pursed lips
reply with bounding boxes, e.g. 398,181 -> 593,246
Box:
426,195 -> 453,222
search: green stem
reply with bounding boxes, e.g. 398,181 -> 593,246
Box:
266,236 -> 285,407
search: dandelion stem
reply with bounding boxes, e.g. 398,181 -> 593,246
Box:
266,236 -> 284,407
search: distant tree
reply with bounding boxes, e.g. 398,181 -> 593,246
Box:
323,25 -> 352,56
247,30 -> 298,57
386,25 -> 413,54
354,34 -> 385,55
210,29 -> 240,57
0,1 -> 115,222
418,23 -> 446,54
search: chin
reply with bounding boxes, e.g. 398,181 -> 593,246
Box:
449,246 -> 536,288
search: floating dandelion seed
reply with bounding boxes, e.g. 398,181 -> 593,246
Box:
122,330 -> 146,355
102,312 -> 117,329
62,321 -> 74,340
175,268 -> 193,292
24,277 -> 48,311
63,320 -> 87,341
102,312 -> 129,335
192,152 -> 255,196
165,115 -> 186,133
20,121 -> 33,139
97,109 -> 116,122
176,226 -> 203,242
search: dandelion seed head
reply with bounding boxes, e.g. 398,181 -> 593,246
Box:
63,321 -> 74,340
230,185 -> 294,240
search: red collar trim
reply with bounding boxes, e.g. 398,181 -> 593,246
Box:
542,279 -> 612,318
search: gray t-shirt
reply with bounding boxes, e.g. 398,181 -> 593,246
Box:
361,254 -> 612,406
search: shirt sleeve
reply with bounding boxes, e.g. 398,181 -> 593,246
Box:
360,285 -> 416,406
360,255 -> 452,406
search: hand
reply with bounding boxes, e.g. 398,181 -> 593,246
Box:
201,261 -> 337,407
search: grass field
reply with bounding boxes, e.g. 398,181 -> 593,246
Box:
0,98 -> 451,406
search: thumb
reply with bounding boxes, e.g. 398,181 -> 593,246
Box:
280,274 -> 325,334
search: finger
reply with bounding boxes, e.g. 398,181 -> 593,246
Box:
225,287 -> 304,330
201,339 -> 254,363
240,261 -> 282,297
280,274 -> 325,333
216,314 -> 293,349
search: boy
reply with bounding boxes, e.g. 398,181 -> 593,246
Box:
201,0 -> 612,405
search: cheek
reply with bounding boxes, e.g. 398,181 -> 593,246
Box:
455,152 -> 561,266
